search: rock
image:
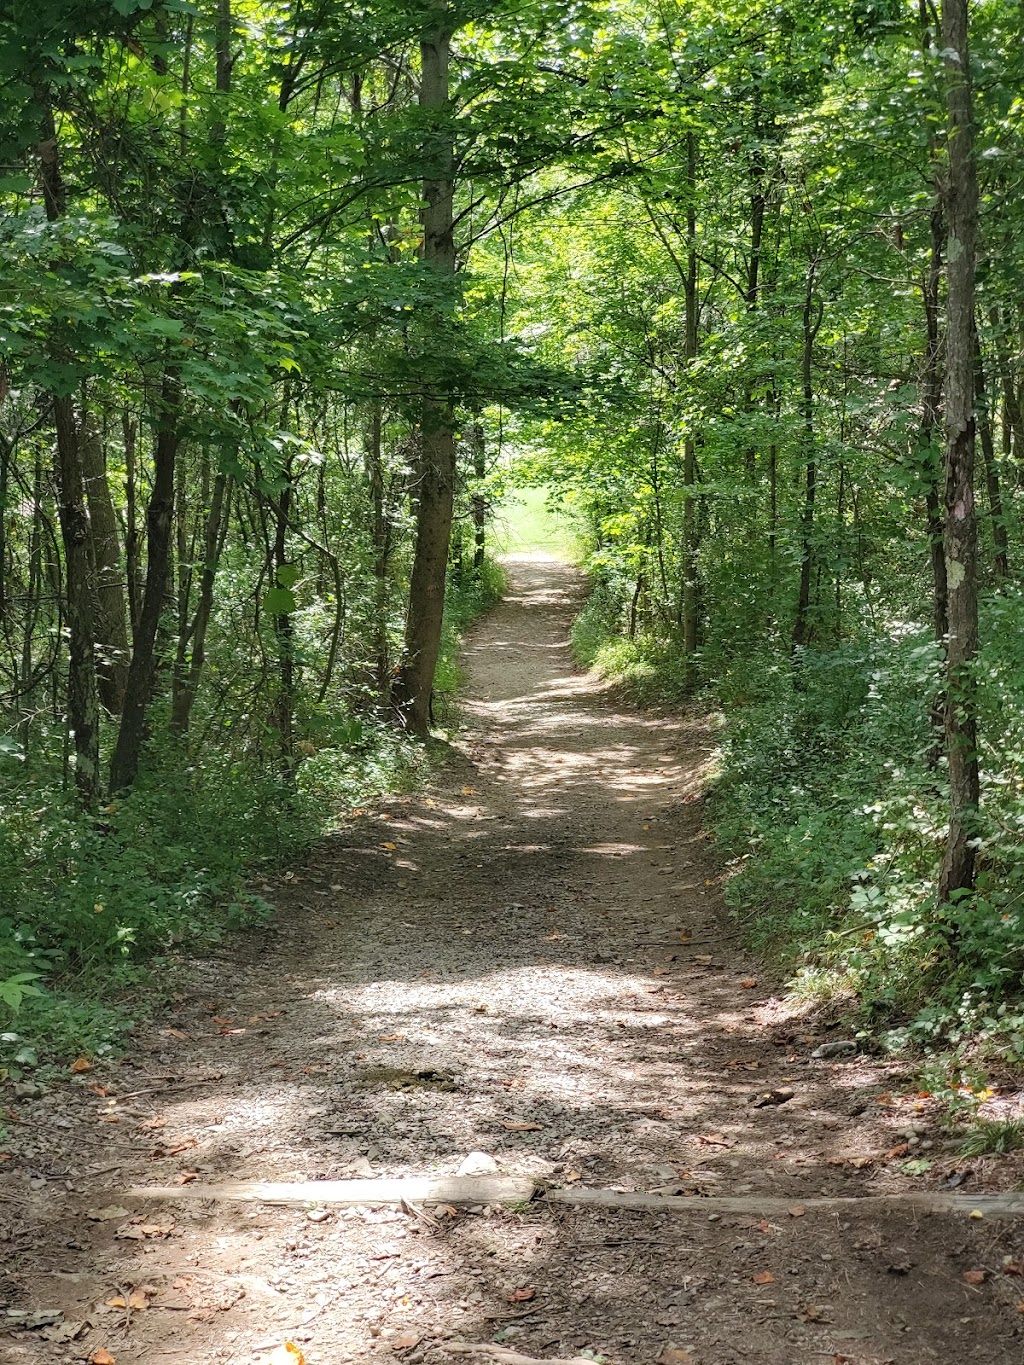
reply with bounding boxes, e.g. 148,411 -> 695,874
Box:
811,1040 -> 857,1059
13,1081 -> 44,1099
457,1151 -> 499,1177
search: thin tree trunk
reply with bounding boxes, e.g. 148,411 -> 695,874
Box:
170,470 -> 230,735
35,86 -> 101,803
469,422 -> 486,572
109,369 -> 180,792
922,196 -> 949,642
81,419 -> 129,712
54,396 -> 101,802
393,6 -> 457,737
792,262 -> 822,652
364,404 -> 392,702
973,330 -> 1009,579
682,131 -> 700,660
271,468 -> 296,769
937,0 -> 981,905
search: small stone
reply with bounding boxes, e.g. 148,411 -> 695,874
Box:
811,1040 -> 857,1059
457,1151 -> 499,1177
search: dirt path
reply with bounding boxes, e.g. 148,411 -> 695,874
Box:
4,555 -> 1024,1365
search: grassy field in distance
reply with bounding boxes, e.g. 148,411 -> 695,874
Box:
490,486 -> 576,559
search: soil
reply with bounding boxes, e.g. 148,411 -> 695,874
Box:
3,554 -> 1024,1365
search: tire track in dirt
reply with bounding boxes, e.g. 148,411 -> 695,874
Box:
3,555 -> 1024,1365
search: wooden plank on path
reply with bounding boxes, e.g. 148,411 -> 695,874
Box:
122,1175 -> 538,1206
545,1186 -> 1024,1216
122,1176 -> 1024,1218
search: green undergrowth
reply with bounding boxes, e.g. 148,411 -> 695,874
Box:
571,579 -> 692,705
0,562 -> 503,1074
571,573 -> 1024,1073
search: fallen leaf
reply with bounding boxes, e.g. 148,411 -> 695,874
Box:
138,1115 -> 166,1131
508,1287 -> 536,1302
753,1218 -> 772,1234
501,1120 -> 545,1131
739,978 -> 758,989
698,1133 -> 734,1147
787,1204 -> 807,1218
963,1269 -> 987,1285
563,1168 -> 582,1183
151,1137 -> 196,1157
89,1352 -> 117,1365
657,1352 -> 694,1364
175,1170 -> 199,1185
116,1221 -> 175,1240
752,1270 -> 776,1285
220,1027 -> 247,1036
392,1332 -> 420,1352
70,1057 -> 92,1073
799,1303 -> 829,1323
105,1290 -> 149,1311
85,1205 -> 131,1221
884,1142 -> 909,1161
160,1028 -> 188,1041
693,954 -> 714,965
267,1345 -> 306,1365
87,1083 -> 111,1096
380,1034 -> 406,1043
41,1321 -> 86,1343
381,842 -> 397,851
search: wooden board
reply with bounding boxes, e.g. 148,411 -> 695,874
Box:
122,1175 -> 538,1206
122,1176 -> 1024,1218
545,1186 -> 1024,1216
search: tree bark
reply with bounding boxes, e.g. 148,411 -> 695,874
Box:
170,470 -> 230,735
792,261 -> 822,652
53,396 -> 101,802
35,87 -> 101,802
468,422 -> 486,573
681,131 -> 700,660
393,5 -> 457,737
81,419 -> 129,712
109,369 -> 180,793
973,329 -> 1009,579
937,0 -> 981,905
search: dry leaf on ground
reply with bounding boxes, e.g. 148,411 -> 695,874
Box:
89,1351 -> 117,1365
392,1332 -> 421,1351
508,1287 -> 536,1302
752,1270 -> 776,1285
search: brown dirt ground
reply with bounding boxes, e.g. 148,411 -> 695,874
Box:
3,554 -> 1024,1365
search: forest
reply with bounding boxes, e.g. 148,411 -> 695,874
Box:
2,0 -> 1023,1081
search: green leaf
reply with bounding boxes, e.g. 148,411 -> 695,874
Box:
262,586 -> 297,616
275,563 -> 300,589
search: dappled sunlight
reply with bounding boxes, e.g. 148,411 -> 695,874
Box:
11,556 -> 1020,1365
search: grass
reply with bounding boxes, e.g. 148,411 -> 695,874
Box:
491,486 -> 578,558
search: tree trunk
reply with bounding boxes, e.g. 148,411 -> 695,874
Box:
682,131 -> 700,660
468,422 -> 486,572
170,470 -> 230,735
973,329 -> 1009,579
81,419 -> 129,712
792,262 -> 822,652
393,7 -> 457,737
109,369 -> 180,792
54,396 -> 102,802
921,197 -> 949,642
271,468 -> 296,769
35,87 -> 101,803
937,0 -> 981,905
